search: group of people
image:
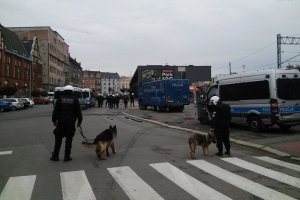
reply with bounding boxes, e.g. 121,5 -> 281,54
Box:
97,93 -> 135,109
50,84 -> 231,162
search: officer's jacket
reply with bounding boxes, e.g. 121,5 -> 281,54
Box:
52,94 -> 82,125
210,103 -> 231,129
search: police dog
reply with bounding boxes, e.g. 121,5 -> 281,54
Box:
188,133 -> 216,158
82,125 -> 117,160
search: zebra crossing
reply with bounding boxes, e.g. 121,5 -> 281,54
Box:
0,156 -> 299,200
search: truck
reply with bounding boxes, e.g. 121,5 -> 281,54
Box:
138,79 -> 190,112
196,68 -> 300,131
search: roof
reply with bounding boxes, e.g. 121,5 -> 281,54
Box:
0,24 -> 30,59
100,72 -> 120,79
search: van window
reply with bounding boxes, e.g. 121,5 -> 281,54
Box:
220,80 -> 270,101
277,78 -> 300,100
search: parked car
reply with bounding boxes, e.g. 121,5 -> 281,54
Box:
33,97 -> 50,104
22,98 -> 34,107
1,98 -> 24,110
19,98 -> 30,108
0,100 -> 13,112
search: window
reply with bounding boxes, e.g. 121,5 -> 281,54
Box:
277,78 -> 300,100
219,80 -> 270,101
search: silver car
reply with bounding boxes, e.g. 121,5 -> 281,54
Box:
1,98 -> 24,110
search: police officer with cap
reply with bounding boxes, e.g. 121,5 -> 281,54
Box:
208,96 -> 231,156
51,85 -> 82,161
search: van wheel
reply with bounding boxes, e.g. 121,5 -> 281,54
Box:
248,116 -> 262,132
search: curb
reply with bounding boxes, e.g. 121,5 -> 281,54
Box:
122,111 -> 299,159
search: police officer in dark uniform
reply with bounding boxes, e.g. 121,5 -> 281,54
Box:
51,85 -> 82,162
208,96 -> 231,156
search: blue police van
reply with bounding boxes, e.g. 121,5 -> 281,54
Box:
138,79 -> 190,112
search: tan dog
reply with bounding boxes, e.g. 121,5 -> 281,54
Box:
82,125 -> 117,160
188,133 -> 216,158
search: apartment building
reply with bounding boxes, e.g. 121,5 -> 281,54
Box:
66,56 -> 83,87
100,72 -> 120,94
120,76 -> 132,92
9,26 -> 69,91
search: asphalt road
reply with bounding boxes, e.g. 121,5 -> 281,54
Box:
0,104 -> 299,200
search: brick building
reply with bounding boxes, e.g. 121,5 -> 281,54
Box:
82,70 -> 101,93
0,24 -> 42,96
9,26 -> 69,91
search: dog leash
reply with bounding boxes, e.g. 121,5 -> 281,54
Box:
78,126 -> 94,143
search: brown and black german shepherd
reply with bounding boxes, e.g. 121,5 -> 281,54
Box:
82,125 -> 117,160
188,133 -> 216,158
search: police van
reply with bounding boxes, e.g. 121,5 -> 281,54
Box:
202,68 -> 300,131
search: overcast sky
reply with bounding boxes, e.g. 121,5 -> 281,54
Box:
1,0 -> 300,77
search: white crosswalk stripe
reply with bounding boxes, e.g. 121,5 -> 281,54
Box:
60,170 -> 96,200
1,156 -> 299,200
187,160 -> 297,200
108,166 -> 164,200
254,156 -> 300,172
0,175 -> 36,200
222,157 -> 300,189
150,162 -> 232,200
0,151 -> 12,156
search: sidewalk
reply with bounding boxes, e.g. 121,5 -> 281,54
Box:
121,102 -> 300,160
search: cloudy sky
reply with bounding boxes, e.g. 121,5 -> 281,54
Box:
1,0 -> 300,76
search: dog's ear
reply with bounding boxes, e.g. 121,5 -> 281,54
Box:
113,125 -> 116,129
109,125 -> 112,129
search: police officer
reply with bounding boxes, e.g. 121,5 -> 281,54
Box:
208,96 -> 231,156
51,85 -> 82,162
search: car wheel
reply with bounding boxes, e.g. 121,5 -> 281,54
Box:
248,116 -> 262,132
11,106 -> 16,111
0,108 -> 4,112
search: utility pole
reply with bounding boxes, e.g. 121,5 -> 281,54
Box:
229,62 -> 232,74
277,34 -> 300,68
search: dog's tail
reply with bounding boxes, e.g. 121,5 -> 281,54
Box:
81,141 -> 96,149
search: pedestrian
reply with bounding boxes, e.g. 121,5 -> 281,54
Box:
98,94 -> 104,108
208,96 -> 231,156
130,93 -> 135,107
51,85 -> 82,162
123,94 -> 129,109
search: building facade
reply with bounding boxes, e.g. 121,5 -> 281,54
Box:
100,72 -> 120,94
9,26 -> 69,91
0,24 -> 42,97
66,56 -> 82,87
82,70 -> 101,93
120,76 -> 132,92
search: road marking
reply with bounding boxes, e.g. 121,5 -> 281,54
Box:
108,166 -> 164,200
222,157 -> 300,189
150,162 -> 232,200
0,175 -> 36,200
255,156 -> 300,172
187,160 -> 296,200
60,170 -> 96,200
0,151 -> 12,155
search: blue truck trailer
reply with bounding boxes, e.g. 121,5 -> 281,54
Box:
138,79 -> 190,112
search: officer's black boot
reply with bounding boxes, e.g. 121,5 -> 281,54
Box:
50,135 -> 62,161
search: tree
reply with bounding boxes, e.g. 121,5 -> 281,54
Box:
286,64 -> 300,70
31,90 -> 41,97
0,85 -> 17,97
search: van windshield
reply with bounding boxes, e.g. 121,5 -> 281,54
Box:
82,92 -> 89,98
277,78 -> 300,100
